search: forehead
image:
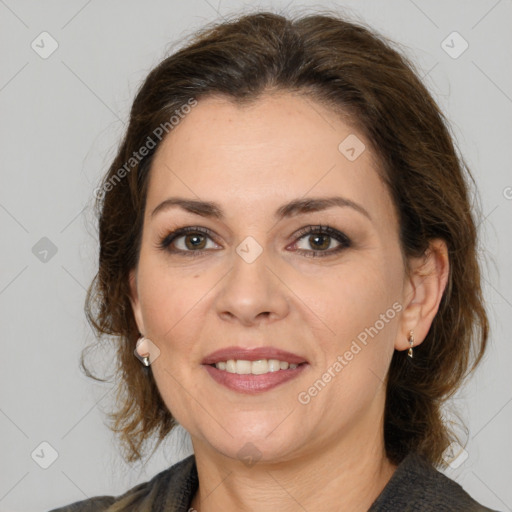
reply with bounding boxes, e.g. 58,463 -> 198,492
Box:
154,92 -> 367,167
146,92 -> 395,226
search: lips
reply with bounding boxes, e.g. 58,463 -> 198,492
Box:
201,346 -> 309,394
201,346 -> 308,366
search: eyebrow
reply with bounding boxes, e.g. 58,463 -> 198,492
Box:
150,196 -> 371,221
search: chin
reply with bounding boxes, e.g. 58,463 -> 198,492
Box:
217,437 -> 299,466
194,417 -> 301,463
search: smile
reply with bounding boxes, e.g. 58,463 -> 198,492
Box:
203,362 -> 308,394
212,359 -> 301,374
201,346 -> 309,393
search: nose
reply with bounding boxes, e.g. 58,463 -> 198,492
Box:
213,244 -> 290,326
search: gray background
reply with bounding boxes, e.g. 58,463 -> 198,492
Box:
0,0 -> 511,510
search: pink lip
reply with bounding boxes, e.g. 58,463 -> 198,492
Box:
203,363 -> 308,394
201,346 -> 309,394
201,346 -> 307,365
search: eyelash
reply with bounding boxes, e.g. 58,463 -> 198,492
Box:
157,225 -> 351,258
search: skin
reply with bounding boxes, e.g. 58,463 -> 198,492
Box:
129,91 -> 449,512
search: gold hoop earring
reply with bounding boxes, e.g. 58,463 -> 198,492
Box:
407,330 -> 414,358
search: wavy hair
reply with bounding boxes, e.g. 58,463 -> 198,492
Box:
83,10 -> 489,467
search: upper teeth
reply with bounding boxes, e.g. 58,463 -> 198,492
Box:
214,359 -> 299,374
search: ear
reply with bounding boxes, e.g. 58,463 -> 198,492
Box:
129,268 -> 145,335
396,238 -> 450,351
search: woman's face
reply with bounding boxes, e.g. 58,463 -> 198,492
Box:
130,92 -> 410,464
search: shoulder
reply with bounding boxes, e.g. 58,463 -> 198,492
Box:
368,452 -> 501,512
48,454 -> 197,512
47,496 -> 116,512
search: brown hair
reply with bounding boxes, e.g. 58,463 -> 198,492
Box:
84,10 -> 489,467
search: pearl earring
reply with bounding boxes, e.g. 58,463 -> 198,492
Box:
136,336 -> 151,367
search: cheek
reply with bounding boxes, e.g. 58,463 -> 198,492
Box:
137,254 -> 207,340
305,263 -> 400,403
310,258 -> 401,335
138,261 -> 207,418
301,256 -> 403,393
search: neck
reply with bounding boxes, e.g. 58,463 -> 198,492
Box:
189,418 -> 397,512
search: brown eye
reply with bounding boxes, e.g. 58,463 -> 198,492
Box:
158,226 -> 220,255
183,233 -> 207,250
307,234 -> 332,251
292,225 -> 351,257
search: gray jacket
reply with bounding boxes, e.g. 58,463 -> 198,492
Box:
48,451 -> 501,511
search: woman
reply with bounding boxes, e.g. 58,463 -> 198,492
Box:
51,10 -> 499,512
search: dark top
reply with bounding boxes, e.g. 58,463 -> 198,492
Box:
49,451 -> 501,511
